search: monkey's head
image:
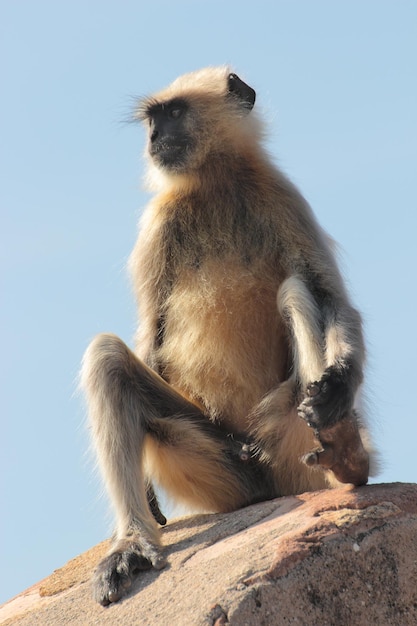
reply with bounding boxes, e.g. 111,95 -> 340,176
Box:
136,67 -> 258,179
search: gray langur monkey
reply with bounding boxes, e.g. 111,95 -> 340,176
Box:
81,66 -> 377,606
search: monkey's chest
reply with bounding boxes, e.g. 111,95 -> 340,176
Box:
156,259 -> 288,429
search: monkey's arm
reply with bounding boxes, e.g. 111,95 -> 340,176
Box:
278,275 -> 369,485
300,303 -> 365,428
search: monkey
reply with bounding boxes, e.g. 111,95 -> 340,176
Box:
81,66 -> 376,606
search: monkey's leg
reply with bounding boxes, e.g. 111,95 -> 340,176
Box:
81,334 -> 167,605
278,276 -> 369,486
81,333 -> 274,605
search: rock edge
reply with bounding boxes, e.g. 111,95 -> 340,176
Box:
1,482 -> 416,626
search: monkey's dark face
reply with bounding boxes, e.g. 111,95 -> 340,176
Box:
146,98 -> 194,171
141,72 -> 256,173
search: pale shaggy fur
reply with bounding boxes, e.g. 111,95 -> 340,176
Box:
81,66 -> 376,606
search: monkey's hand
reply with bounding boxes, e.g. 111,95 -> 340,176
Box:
297,366 -> 369,486
93,539 -> 167,606
297,365 -> 355,430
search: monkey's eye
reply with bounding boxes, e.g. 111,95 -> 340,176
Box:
169,107 -> 183,120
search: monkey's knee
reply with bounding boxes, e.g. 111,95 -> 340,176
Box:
81,332 -> 137,392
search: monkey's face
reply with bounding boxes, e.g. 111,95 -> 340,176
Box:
138,68 -> 256,174
146,98 -> 194,171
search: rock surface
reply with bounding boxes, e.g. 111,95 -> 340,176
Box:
1,483 -> 416,626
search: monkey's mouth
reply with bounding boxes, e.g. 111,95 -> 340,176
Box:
150,142 -> 189,169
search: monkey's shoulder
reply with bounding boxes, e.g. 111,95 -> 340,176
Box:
134,169 -> 336,280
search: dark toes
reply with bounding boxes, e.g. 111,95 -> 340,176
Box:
152,554 -> 168,570
297,402 -> 320,429
301,445 -> 335,470
301,450 -> 319,467
93,549 -> 153,606
306,381 -> 321,398
306,378 -> 331,404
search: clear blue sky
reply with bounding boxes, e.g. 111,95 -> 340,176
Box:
1,0 -> 416,605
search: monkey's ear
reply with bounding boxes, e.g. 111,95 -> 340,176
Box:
227,73 -> 256,111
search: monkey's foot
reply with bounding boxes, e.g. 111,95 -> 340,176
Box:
301,416 -> 369,486
93,541 -> 167,606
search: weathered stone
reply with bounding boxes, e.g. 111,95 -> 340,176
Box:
1,483 -> 416,626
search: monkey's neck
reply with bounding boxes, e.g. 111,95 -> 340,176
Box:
177,148 -> 274,197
